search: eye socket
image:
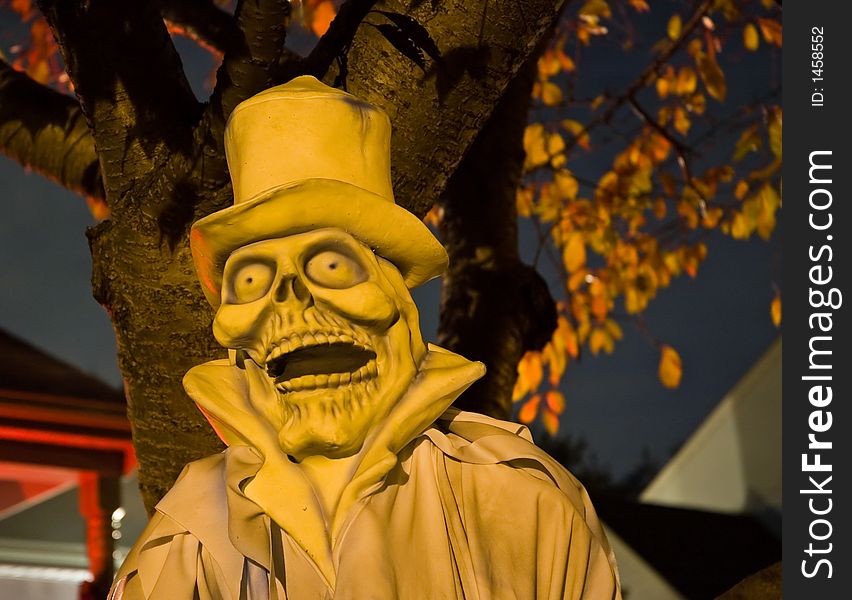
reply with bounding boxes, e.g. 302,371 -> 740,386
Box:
304,249 -> 367,289
226,262 -> 275,304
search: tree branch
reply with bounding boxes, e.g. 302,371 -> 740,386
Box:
0,59 -> 103,199
337,0 -> 571,218
285,0 -> 378,81
158,0 -> 239,56
37,0 -> 201,200
559,0 -> 714,154
206,0 -> 291,151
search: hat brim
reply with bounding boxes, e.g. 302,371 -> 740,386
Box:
190,179 -> 448,307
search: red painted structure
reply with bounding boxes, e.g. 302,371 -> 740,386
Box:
0,329 -> 135,598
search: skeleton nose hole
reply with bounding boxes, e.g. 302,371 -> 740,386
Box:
274,275 -> 312,304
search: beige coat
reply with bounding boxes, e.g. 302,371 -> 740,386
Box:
111,347 -> 621,599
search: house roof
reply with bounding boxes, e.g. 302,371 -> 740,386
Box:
596,498 -> 780,599
0,328 -> 123,406
0,328 -> 133,476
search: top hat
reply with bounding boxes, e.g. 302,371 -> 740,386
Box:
190,76 -> 448,307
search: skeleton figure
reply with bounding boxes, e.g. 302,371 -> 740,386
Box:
111,77 -> 621,600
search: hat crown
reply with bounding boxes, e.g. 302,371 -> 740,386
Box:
224,76 -> 394,203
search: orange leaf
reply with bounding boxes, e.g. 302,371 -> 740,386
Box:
673,106 -> 691,135
309,1 -> 336,37
85,196 -> 110,221
546,390 -> 566,414
556,48 -> 575,72
756,17 -> 782,46
423,204 -> 443,227
542,408 -> 560,436
771,295 -> 782,327
658,345 -> 682,389
515,351 -> 543,400
519,394 -> 541,424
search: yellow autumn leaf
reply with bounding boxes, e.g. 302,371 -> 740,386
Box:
701,207 -> 723,229
734,180 -> 749,200
743,23 -> 759,51
561,119 -> 590,150
756,184 -> 780,240
656,76 -> 670,99
554,169 -> 579,200
589,328 -> 614,355
516,186 -> 534,217
768,108 -> 782,160
675,67 -> 697,95
733,125 -> 761,161
667,14 -> 682,41
697,54 -> 726,102
658,345 -> 682,389
556,315 -> 580,358
541,81 -> 563,106
547,340 -> 567,386
563,232 -> 587,273
771,296 -> 782,327
673,106 -> 691,135
538,51 -> 562,78
580,0 -> 612,19
604,318 -> 623,341
547,132 -> 567,167
523,124 -> 549,170
518,394 -> 541,423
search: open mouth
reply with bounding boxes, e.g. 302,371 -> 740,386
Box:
266,338 -> 377,393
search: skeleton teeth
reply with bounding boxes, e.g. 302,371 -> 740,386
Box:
339,372 -> 351,385
328,373 -> 340,387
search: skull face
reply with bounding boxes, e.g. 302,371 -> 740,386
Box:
213,228 -> 426,460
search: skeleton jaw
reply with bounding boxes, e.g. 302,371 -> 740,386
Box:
262,329 -> 378,394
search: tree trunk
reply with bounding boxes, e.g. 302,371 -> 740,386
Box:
437,55 -> 556,419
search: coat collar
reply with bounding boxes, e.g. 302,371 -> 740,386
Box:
180,344 -> 484,588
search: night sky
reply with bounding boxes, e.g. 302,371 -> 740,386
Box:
0,8 -> 780,481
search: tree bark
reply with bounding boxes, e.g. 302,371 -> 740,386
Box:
11,0 -> 569,512
437,56 -> 556,419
